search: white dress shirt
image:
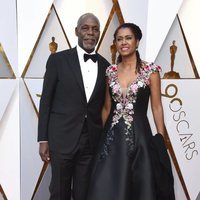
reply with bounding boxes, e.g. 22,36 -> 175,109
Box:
76,45 -> 98,102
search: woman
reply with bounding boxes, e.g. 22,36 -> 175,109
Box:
87,23 -> 175,200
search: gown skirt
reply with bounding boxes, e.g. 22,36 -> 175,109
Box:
87,115 -> 157,200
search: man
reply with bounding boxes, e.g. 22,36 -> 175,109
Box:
38,13 -> 110,200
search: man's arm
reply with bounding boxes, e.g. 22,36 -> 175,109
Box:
102,78 -> 111,126
38,54 -> 57,141
38,54 -> 58,161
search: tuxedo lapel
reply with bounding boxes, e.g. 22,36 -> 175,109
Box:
66,48 -> 86,97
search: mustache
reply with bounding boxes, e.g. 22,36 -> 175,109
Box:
84,38 -> 96,41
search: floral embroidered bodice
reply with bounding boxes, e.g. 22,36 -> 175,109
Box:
106,62 -> 161,130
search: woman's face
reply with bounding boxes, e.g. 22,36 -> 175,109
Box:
115,27 -> 139,57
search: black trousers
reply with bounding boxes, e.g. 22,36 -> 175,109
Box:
49,121 -> 93,200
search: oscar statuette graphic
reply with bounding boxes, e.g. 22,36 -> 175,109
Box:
49,36 -> 58,54
110,40 -> 117,64
163,40 -> 180,79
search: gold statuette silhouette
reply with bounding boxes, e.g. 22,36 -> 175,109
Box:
163,40 -> 180,79
49,36 -> 58,54
110,40 -> 117,64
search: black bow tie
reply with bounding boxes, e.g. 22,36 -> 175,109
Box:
84,53 -> 97,62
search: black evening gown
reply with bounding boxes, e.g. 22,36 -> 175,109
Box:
87,63 -> 175,200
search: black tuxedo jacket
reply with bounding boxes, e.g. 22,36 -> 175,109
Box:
38,47 -> 110,154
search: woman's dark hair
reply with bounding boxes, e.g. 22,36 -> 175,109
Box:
114,23 -> 143,73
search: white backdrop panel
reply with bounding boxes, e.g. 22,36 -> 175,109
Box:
20,79 -> 43,200
155,16 -> 195,78
33,165 -> 51,199
161,79 -> 200,200
0,80 -> 17,121
98,13 -> 120,64
179,0 -> 200,75
18,0 -> 54,76
146,0 -> 183,62
0,48 -> 14,78
0,84 -> 20,200
24,79 -> 44,112
24,8 -> 70,78
118,0 -> 148,58
0,0 -> 18,75
54,0 -> 113,48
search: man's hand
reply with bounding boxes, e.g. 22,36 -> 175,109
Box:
39,142 -> 50,162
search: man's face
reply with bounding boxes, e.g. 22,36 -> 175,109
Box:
75,16 -> 100,53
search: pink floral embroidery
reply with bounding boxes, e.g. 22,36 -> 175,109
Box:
106,61 -> 161,130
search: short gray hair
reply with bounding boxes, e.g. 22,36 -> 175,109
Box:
77,13 -> 100,28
